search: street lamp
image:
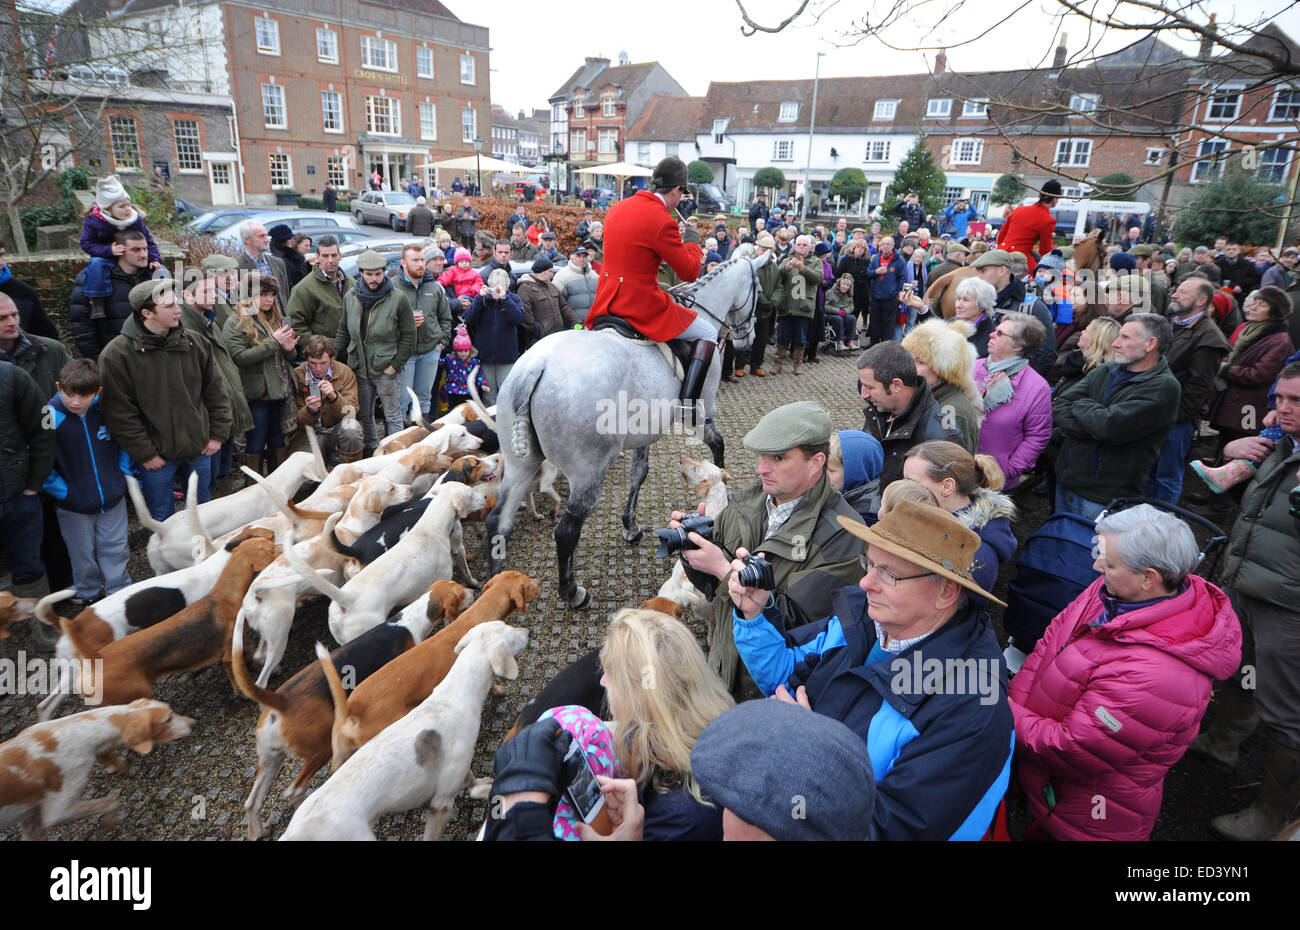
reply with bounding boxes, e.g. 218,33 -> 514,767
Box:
803,51 -> 826,223
473,136 -> 485,195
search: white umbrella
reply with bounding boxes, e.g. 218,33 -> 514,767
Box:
415,154 -> 532,173
573,161 -> 653,178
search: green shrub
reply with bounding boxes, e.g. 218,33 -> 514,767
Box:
297,196 -> 352,212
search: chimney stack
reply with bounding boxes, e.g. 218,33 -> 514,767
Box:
933,49 -> 947,76
1053,34 -> 1067,69
1199,14 -> 1217,61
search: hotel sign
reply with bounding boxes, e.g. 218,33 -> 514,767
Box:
353,68 -> 408,86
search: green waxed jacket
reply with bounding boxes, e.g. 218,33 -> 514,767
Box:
333,281 -> 415,380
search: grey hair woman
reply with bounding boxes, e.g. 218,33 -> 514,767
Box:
952,276 -> 998,358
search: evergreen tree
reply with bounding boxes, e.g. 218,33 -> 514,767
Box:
687,160 -> 715,184
990,173 -> 1026,207
885,137 -> 947,217
1175,167 -> 1286,246
752,166 -> 786,198
1093,172 -> 1139,200
829,168 -> 868,208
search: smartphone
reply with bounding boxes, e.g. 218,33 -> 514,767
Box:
563,740 -> 606,824
309,381 -> 321,400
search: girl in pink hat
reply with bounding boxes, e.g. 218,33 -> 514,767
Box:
441,324 -> 489,410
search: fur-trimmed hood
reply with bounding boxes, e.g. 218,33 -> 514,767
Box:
956,487 -> 1017,531
901,319 -> 983,416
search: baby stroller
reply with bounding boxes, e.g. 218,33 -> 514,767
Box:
1001,497 -> 1228,670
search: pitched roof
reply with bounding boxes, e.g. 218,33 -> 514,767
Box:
577,61 -> 657,94
626,95 -> 705,141
490,104 -> 520,128
549,57 -> 610,102
69,0 -> 462,21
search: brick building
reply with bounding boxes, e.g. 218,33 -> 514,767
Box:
73,0 -> 492,204
548,54 -> 686,192
490,105 -> 520,162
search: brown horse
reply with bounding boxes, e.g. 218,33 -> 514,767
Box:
925,228 -> 1107,319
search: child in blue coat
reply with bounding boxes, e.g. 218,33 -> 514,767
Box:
441,325 -> 491,409
80,175 -> 162,317
43,359 -> 133,607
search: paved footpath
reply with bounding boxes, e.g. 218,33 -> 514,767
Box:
0,352 -> 1259,840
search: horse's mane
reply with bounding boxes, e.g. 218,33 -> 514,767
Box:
669,254 -> 748,297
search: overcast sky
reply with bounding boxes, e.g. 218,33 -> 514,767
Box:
457,0 -> 1300,117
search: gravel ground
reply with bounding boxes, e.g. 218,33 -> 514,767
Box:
0,350 -> 1266,841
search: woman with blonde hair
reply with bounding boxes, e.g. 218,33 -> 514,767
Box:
223,272 -> 299,474
902,440 -> 1017,594
901,318 -> 983,453
599,607 -> 734,840
1057,316 -> 1119,394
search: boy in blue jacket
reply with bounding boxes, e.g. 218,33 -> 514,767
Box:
44,359 -> 133,608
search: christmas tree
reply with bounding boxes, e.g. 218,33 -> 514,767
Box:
884,137 -> 947,218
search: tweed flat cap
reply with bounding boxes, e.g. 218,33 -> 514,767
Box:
970,249 -> 1014,269
945,241 -> 970,254
743,401 -> 832,454
1130,244 -> 1154,257
128,278 -> 176,311
691,700 -> 875,841
200,254 -> 239,272
355,250 -> 387,271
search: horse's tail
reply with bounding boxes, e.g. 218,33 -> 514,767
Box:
509,364 -> 545,460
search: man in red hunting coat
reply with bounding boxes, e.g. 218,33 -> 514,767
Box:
585,156 -> 715,419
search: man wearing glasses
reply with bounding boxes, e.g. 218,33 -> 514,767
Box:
668,401 -> 865,692
728,498 -> 1014,841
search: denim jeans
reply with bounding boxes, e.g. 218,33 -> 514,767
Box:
82,256 -> 116,299
1054,486 -> 1107,523
777,315 -> 811,348
245,400 -> 285,456
136,455 -> 213,523
827,313 -> 858,344
402,347 -> 442,419
0,492 -> 45,584
1143,420 -> 1197,505
358,371 -> 404,448
210,437 -> 235,496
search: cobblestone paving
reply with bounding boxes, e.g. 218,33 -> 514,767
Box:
0,350 -> 1264,841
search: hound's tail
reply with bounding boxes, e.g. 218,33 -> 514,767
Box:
316,642 -> 348,724
230,610 -> 286,712
508,365 -> 545,460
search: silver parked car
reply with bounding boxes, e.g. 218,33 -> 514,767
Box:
210,210 -> 361,242
353,191 -> 418,231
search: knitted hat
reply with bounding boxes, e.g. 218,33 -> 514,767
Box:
1109,251 -> 1138,272
452,324 -> 473,351
1034,251 -> 1067,274
537,705 -> 617,841
901,319 -> 983,416
268,224 -> 294,243
691,700 -> 876,841
814,242 -> 832,256
705,250 -> 723,266
454,248 -> 472,263
95,175 -> 130,210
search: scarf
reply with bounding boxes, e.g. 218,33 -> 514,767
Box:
981,354 -> 1029,413
93,204 -> 142,230
353,274 -> 392,311
1225,320 -> 1286,367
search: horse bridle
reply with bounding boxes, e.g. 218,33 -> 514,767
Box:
671,257 -> 760,344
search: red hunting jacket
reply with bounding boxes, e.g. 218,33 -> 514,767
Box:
585,190 -> 702,342
997,202 -> 1056,261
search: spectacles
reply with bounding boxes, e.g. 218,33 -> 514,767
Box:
860,554 -> 936,587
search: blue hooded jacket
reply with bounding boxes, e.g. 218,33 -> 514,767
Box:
43,393 -> 132,515
838,429 -> 884,522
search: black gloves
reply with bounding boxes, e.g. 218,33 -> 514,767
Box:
491,717 -> 573,799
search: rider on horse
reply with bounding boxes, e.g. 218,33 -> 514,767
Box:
584,156 -> 715,422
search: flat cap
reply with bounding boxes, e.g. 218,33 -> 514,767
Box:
970,248 -> 1014,269
200,253 -> 239,272
755,233 -> 776,249
1009,251 -> 1031,272
128,278 -> 175,311
691,700 -> 875,841
743,401 -> 832,454
1130,243 -> 1154,257
945,241 -> 970,254
531,255 -> 554,273
355,250 -> 387,271
540,230 -> 556,240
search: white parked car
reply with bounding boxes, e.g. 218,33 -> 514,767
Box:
353,191 -> 418,231
211,210 -> 360,242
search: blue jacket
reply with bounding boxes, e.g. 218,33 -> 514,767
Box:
941,204 -> 977,238
734,585 -> 1014,840
868,251 -> 907,301
463,291 -> 526,364
43,394 -> 132,515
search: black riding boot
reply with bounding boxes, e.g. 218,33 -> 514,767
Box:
677,339 -> 716,429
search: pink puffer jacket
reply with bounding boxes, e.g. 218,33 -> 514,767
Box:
1008,574 -> 1241,840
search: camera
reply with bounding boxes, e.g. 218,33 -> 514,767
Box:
736,554 -> 774,590
653,514 -> 713,557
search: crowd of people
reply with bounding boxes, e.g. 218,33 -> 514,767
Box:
2,159 -> 1299,842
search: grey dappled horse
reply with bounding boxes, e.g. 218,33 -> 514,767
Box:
486,251 -> 769,608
